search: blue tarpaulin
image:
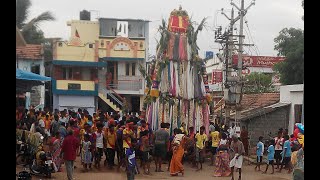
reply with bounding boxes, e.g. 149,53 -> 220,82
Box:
16,68 -> 51,81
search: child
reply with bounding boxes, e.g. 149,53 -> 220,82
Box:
140,130 -> 151,175
105,124 -> 117,169
195,126 -> 208,171
81,134 -> 92,172
188,127 -> 195,140
209,126 -> 220,166
278,135 -> 293,173
93,123 -> 104,168
217,132 -> 228,151
255,136 -> 264,171
126,139 -> 138,180
263,139 -> 275,174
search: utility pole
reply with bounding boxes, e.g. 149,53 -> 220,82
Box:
214,0 -> 255,127
232,0 -> 255,123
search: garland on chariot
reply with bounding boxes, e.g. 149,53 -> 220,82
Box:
139,6 -> 213,135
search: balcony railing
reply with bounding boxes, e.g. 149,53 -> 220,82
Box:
108,79 -> 143,91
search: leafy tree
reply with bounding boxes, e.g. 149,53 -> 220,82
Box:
272,1 -> 304,85
16,0 -> 55,44
273,28 -> 304,85
243,72 -> 275,93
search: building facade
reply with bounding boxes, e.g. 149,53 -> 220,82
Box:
16,44 -> 45,109
205,54 -> 285,92
279,84 -> 304,134
52,14 -> 149,114
241,106 -> 290,147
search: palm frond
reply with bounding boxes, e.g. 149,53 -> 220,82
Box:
22,11 -> 55,32
138,64 -> 147,78
157,18 -> 169,56
16,0 -> 32,28
193,17 -> 208,54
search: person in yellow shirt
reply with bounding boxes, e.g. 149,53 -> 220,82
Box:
195,126 -> 208,171
104,124 -> 117,169
79,114 -> 87,129
137,120 -> 149,139
209,126 -> 220,166
122,122 -> 134,150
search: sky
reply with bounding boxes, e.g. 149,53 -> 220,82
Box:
29,0 -> 304,57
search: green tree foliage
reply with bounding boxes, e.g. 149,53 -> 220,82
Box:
273,28 -> 304,85
243,72 -> 275,93
273,1 -> 304,85
16,0 -> 55,44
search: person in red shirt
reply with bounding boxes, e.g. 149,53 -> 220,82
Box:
70,120 -> 80,156
60,130 -> 79,180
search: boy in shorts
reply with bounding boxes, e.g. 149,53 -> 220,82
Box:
263,139 -> 275,174
255,136 -> 264,171
278,135 -> 293,173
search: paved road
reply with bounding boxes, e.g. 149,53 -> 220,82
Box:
16,156 -> 292,180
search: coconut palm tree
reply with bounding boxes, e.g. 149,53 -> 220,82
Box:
16,0 -> 55,44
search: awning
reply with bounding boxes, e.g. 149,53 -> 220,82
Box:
52,60 -> 107,67
16,68 -> 51,81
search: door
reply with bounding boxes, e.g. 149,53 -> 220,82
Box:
131,96 -> 140,113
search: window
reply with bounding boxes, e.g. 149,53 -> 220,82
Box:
31,65 -> 40,75
62,67 -> 73,80
125,63 -> 130,76
117,21 -> 128,37
294,104 -> 302,123
132,63 -> 136,76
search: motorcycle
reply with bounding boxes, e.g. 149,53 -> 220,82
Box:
29,136 -> 55,178
30,151 -> 55,178
16,142 -> 33,166
16,169 -> 32,180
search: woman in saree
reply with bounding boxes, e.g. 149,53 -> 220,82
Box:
170,129 -> 189,176
50,132 -> 63,172
214,132 -> 231,177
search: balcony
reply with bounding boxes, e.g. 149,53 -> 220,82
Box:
52,80 -> 98,96
108,79 -> 144,95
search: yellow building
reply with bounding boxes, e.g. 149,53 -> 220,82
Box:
52,12 -> 149,114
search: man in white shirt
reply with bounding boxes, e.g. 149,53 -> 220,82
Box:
59,111 -> 68,124
228,123 -> 236,138
38,118 -> 45,129
94,123 -> 104,168
209,121 -> 215,133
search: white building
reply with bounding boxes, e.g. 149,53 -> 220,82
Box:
279,84 -> 304,134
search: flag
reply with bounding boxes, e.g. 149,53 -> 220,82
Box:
75,29 -> 80,38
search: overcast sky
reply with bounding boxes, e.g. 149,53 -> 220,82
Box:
30,0 -> 304,57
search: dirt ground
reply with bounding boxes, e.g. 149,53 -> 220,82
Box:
16,156 -> 292,180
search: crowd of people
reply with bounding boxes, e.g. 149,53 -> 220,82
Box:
16,107 -> 304,180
